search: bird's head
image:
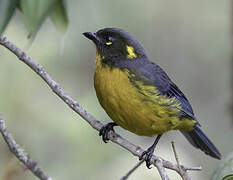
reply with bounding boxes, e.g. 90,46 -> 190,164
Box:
83,28 -> 147,64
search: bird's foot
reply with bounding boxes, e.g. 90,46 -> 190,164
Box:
139,146 -> 155,169
99,122 -> 117,143
139,135 -> 162,169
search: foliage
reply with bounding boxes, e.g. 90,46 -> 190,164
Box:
0,0 -> 68,38
212,151 -> 233,180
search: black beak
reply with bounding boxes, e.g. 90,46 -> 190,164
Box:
83,32 -> 100,44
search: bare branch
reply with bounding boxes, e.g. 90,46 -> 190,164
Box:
0,35 -> 202,179
155,158 -> 170,180
171,141 -> 184,179
183,166 -> 202,171
120,160 -> 144,180
0,115 -> 53,180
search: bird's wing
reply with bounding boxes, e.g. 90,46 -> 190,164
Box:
123,59 -> 197,121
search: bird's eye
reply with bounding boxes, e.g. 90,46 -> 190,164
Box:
105,36 -> 114,46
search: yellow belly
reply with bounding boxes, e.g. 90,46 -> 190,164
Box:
94,55 -> 195,136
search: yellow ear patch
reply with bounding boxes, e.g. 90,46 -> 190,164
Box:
106,42 -> 112,45
126,45 -> 137,59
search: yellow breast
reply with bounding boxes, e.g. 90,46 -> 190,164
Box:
94,53 -> 195,136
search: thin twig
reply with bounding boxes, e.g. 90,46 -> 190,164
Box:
0,115 -> 53,180
120,160 -> 144,180
171,141 -> 184,179
183,166 -> 202,171
0,35 -> 202,180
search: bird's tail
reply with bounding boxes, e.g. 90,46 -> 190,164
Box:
181,125 -> 221,159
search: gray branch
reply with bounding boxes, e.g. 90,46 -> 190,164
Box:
0,115 -> 53,180
0,35 -> 201,180
155,158 -> 170,180
120,160 -> 144,180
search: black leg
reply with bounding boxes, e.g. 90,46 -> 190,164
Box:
99,122 -> 118,143
139,134 -> 162,168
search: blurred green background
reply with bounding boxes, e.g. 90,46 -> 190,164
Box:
0,0 -> 232,179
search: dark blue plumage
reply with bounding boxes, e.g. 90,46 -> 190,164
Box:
182,125 -> 221,159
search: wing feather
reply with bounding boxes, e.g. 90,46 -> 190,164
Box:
117,58 -> 197,121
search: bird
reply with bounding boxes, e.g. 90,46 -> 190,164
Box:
83,28 -> 221,168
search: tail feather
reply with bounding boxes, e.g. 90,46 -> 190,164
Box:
181,125 -> 221,159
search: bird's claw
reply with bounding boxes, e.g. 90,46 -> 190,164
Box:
139,146 -> 155,169
99,122 -> 117,143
